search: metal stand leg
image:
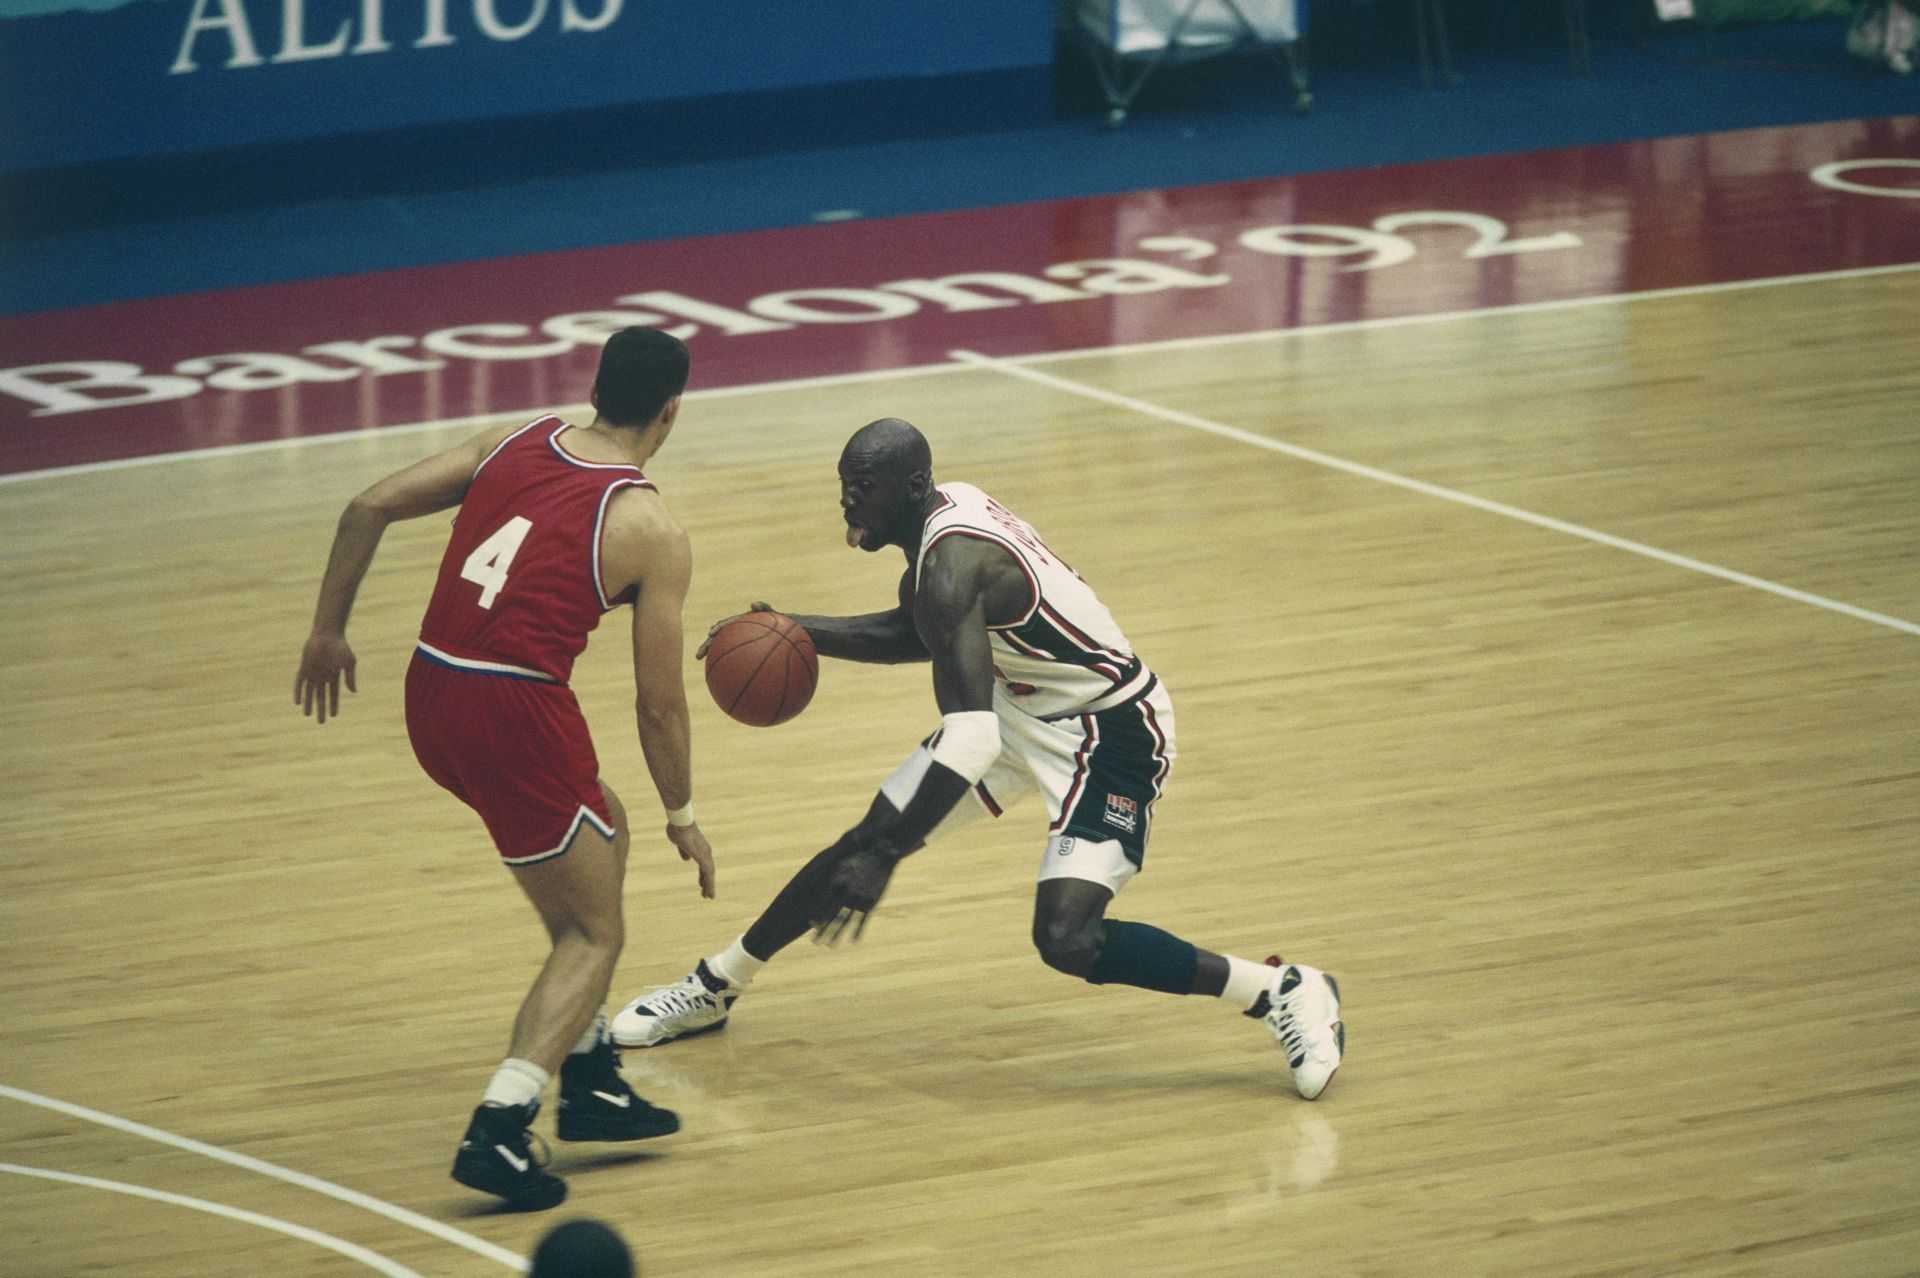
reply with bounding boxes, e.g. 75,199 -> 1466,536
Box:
1565,0 -> 1592,75
1275,39 -> 1313,114
1221,0 -> 1312,114
1087,0 -> 1211,129
1413,0 -> 1459,90
1080,0 -> 1313,129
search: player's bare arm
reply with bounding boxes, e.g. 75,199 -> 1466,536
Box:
811,536 -> 1020,942
695,571 -> 929,665
603,486 -> 716,899
295,422 -> 520,723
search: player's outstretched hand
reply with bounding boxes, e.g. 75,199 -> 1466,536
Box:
693,601 -> 777,659
667,821 -> 716,898
811,842 -> 898,945
295,633 -> 358,724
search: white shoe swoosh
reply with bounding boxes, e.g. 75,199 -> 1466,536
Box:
592,1090 -> 632,1108
494,1145 -> 530,1173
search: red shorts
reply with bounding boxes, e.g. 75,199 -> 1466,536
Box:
405,650 -> 616,864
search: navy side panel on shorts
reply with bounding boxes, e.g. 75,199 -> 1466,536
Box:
1057,694 -> 1173,866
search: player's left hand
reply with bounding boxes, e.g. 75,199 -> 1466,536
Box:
811,842 -> 898,945
295,632 -> 358,723
666,822 -> 717,899
693,602 -> 777,659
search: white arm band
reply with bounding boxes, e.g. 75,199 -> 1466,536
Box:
928,711 -> 1001,784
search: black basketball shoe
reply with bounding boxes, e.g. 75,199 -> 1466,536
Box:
556,1039 -> 682,1142
451,1101 -> 567,1210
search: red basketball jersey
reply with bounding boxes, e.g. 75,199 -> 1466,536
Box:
417,416 -> 654,683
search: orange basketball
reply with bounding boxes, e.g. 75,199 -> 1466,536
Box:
703,612 -> 818,727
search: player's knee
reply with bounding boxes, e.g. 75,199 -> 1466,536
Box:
558,912 -> 623,957
1033,916 -> 1101,978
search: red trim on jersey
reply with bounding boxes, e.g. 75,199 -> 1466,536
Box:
923,527 -> 1040,628
1037,599 -> 1129,677
1140,694 -> 1173,838
973,781 -> 1003,817
1049,714 -> 1098,836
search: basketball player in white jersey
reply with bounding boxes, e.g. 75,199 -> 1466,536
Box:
612,418 -> 1343,1098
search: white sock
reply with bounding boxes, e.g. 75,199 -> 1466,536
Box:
1220,955 -> 1274,1012
705,935 -> 766,989
481,1058 -> 549,1109
568,1012 -> 609,1057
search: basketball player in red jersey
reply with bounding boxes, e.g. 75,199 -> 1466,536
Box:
295,327 -> 716,1210
613,418 -> 1344,1101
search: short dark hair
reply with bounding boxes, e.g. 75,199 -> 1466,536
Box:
593,327 -> 690,427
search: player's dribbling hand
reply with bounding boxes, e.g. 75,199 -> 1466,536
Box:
693,601 -> 777,659
811,842 -> 898,945
295,633 -> 358,723
666,822 -> 717,899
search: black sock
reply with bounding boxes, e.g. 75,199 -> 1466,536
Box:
1086,920 -> 1199,995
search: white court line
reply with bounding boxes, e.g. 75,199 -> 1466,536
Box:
0,1085 -> 528,1273
0,1163 -> 424,1278
946,347 -> 1920,639
2,259 -> 1915,488
0,364 -> 960,487
1014,259 -> 1920,366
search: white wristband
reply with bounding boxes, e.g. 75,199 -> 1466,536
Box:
666,803 -> 696,828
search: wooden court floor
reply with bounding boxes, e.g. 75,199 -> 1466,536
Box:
2,271 -> 1917,1276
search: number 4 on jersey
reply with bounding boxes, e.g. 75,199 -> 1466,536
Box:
460,516 -> 532,609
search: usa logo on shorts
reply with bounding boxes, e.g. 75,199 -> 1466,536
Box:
1103,793 -> 1139,834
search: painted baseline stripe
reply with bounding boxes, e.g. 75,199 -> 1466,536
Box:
0,1163 -> 424,1278
0,1084 -> 528,1272
945,349 -> 1920,639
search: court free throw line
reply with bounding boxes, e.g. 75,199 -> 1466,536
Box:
0,1085 -> 528,1273
945,347 -> 1920,639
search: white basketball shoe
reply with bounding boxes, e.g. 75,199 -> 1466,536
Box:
1247,958 -> 1344,1100
611,960 -> 739,1048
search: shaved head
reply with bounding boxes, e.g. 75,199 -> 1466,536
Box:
838,418 -> 937,553
842,418 -> 932,477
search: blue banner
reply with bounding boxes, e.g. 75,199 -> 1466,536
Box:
0,0 -> 1053,173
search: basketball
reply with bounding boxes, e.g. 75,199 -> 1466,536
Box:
703,611 -> 818,726
529,1218 -> 635,1278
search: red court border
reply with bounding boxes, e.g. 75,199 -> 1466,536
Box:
1,117 -> 1915,478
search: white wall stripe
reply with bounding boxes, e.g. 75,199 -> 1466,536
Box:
0,1085 -> 528,1273
944,348 -> 1920,639
0,1163 -> 426,1278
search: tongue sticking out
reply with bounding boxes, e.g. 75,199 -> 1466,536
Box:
845,523 -> 865,548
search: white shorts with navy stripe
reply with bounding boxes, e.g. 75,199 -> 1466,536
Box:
879,680 -> 1177,895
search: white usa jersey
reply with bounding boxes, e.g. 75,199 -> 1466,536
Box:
917,482 -> 1154,719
